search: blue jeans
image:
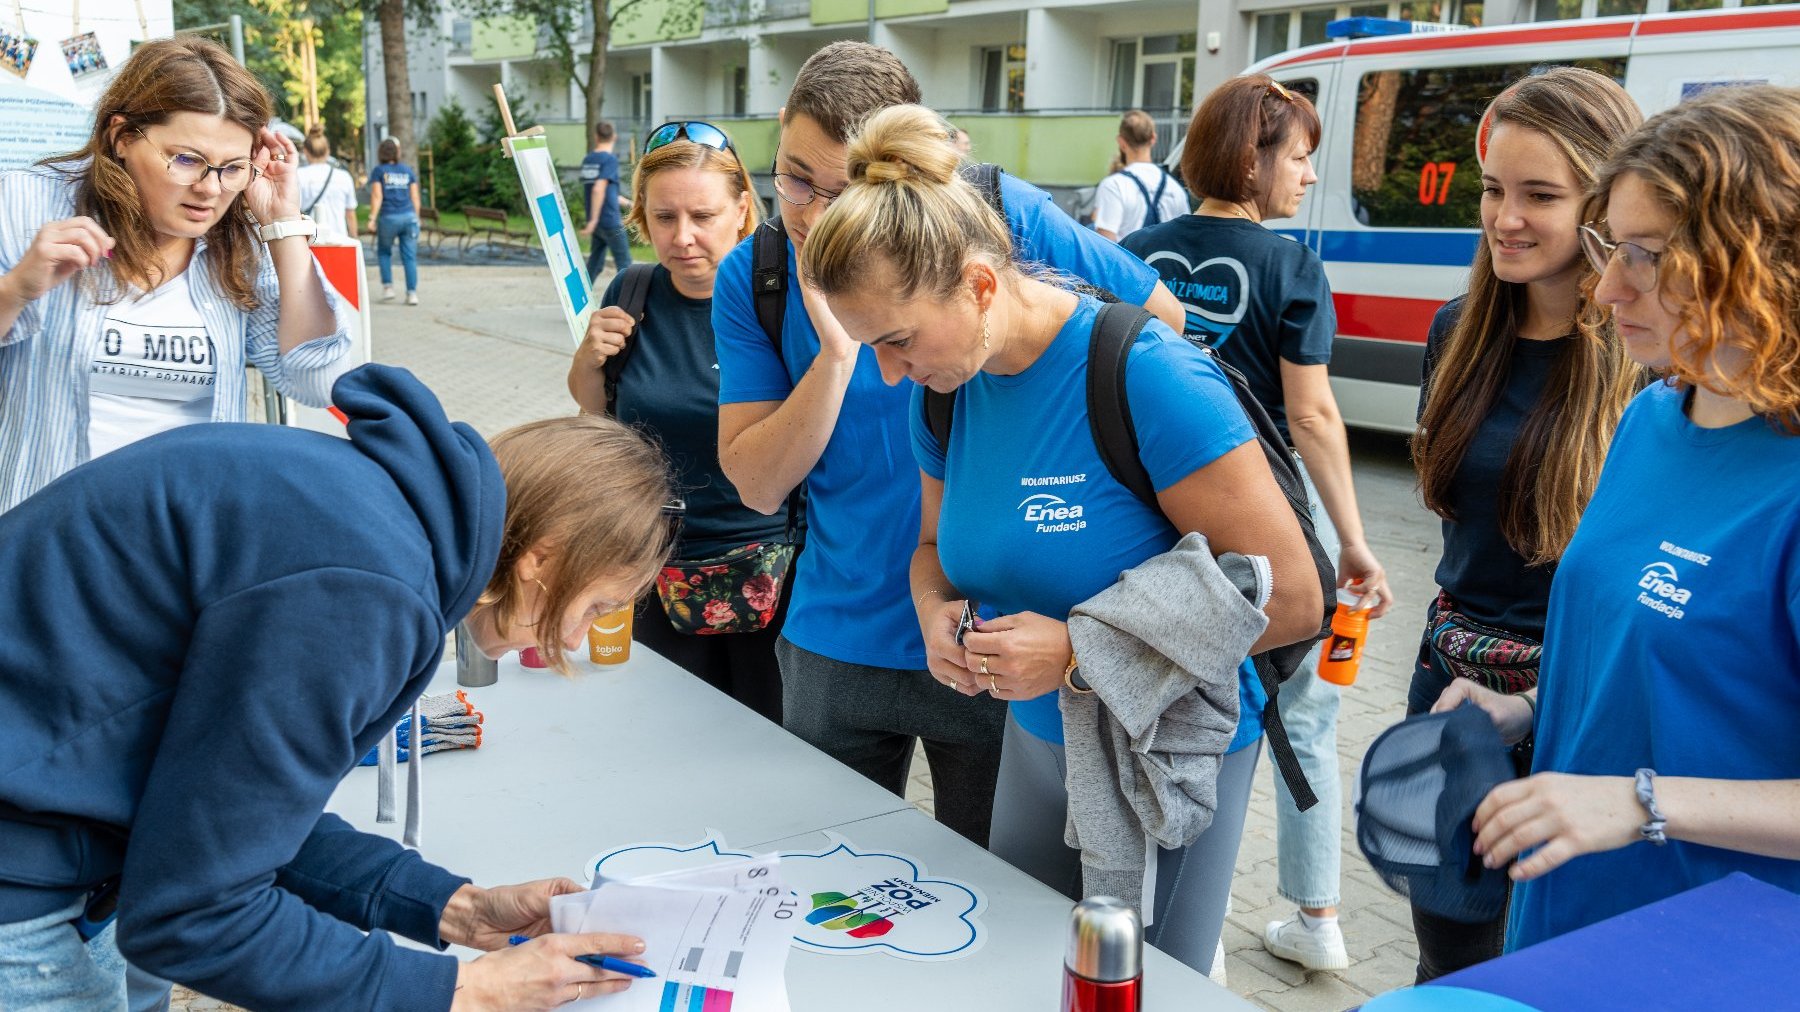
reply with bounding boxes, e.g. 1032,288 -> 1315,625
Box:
586,223 -> 632,282
1266,461 -> 1344,910
0,899 -> 127,1010
377,213 -> 419,292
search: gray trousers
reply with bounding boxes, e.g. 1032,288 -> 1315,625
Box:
989,714 -> 1260,974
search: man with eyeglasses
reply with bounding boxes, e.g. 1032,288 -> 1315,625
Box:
712,41 -> 1186,850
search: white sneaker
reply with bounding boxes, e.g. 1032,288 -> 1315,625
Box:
1208,937 -> 1227,987
405,291 -> 419,306
1262,914 -> 1350,971
381,286 -> 395,302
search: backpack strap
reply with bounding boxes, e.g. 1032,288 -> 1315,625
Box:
751,219 -> 788,357
1086,303 -> 1322,812
600,263 -> 657,417
960,162 -> 1006,221
1085,302 -> 1158,510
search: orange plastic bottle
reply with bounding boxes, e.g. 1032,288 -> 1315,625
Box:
1317,589 -> 1371,686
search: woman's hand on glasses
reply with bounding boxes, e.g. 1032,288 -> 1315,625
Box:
0,216 -> 114,306
244,126 -> 302,224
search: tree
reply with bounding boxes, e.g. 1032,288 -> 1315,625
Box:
468,0 -> 712,144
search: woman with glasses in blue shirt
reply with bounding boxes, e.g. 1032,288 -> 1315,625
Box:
0,36 -> 354,514
569,122 -> 793,721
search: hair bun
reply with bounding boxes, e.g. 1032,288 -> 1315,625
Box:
847,105 -> 960,188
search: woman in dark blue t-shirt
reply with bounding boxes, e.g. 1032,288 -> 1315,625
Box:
368,137 -> 420,305
1406,67 -> 1642,981
568,124 -> 790,722
796,104 -> 1322,977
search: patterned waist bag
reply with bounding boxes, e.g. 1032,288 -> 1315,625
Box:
1427,591 -> 1542,696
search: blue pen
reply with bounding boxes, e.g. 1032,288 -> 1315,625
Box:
508,936 -> 658,979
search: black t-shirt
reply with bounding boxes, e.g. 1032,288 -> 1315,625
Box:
603,266 -> 787,559
1122,215 -> 1335,439
1418,296 -> 1566,641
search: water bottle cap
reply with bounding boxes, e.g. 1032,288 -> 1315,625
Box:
1065,897 -> 1142,983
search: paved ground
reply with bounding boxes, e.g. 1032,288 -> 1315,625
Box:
176,264 -> 1435,1011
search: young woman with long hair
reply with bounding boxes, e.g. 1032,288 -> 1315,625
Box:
1407,66 -> 1643,979
0,36 -> 355,512
1438,82 -> 1800,952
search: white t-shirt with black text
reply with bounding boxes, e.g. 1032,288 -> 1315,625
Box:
88,269 -> 217,459
1092,162 -> 1189,240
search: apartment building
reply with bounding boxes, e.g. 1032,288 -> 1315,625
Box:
364,0 -> 1778,194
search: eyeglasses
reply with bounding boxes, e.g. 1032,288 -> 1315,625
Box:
662,497 -> 687,541
771,158 -> 843,208
645,121 -> 736,157
134,128 -> 257,192
1578,223 -> 1664,294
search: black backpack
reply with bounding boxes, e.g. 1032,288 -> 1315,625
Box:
922,302 -> 1337,811
1113,165 -> 1174,230
599,262 -> 805,542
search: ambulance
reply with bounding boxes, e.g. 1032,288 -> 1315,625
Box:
1234,6 -> 1800,432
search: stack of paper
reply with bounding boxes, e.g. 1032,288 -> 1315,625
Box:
551,854 -> 795,1011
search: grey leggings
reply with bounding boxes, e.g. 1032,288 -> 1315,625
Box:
988,713 -> 1260,974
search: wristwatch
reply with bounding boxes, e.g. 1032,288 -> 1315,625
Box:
258,215 -> 318,243
1634,768 -> 1669,846
1063,651 -> 1092,694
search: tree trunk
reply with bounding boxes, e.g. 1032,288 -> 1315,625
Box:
378,0 -> 415,163
586,0 -> 609,143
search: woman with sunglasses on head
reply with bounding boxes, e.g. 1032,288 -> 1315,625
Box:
1123,74 -> 1393,977
1407,66 -> 1643,980
569,123 -> 792,722
1436,83 -> 1800,951
0,36 -> 354,514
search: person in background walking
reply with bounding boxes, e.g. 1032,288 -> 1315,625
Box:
568,122 -> 791,723
580,121 -> 632,282
1408,66 -> 1643,980
1124,73 -> 1393,976
1092,110 -> 1187,242
369,137 -> 420,305
297,126 -> 359,243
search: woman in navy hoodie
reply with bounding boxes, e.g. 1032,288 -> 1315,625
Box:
0,364 -> 672,1011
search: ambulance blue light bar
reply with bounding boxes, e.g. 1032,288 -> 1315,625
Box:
1326,17 -> 1471,39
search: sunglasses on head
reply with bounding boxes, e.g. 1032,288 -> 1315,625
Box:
645,121 -> 735,156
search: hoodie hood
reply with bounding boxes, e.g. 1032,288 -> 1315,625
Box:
331,364 -> 505,627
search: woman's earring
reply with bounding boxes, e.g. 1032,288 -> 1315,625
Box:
980,311 -> 991,351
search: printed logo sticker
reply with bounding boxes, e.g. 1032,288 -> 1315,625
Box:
589,833 -> 986,961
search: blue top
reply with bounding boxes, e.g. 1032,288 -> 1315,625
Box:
580,150 -> 624,230
0,365 -> 500,1010
1122,215 -> 1334,441
713,172 -> 1161,670
1509,383 -> 1800,950
911,296 -> 1265,749
1419,298 -> 1567,641
374,162 -> 418,217
0,163 -> 357,513
602,265 -> 785,558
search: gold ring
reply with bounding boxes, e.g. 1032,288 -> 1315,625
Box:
273,152 -> 285,161
575,982 -> 585,1002
988,675 -> 999,694
978,656 -> 990,676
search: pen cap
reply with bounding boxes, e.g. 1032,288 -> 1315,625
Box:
1065,897 -> 1142,983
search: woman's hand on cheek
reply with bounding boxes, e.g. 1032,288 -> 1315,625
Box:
960,611 -> 1071,701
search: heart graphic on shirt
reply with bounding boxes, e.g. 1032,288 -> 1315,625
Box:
1143,251 -> 1250,330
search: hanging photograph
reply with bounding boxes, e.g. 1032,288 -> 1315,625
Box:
60,31 -> 107,84
0,26 -> 36,79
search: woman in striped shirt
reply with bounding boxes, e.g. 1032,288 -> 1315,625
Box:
0,36 -> 355,512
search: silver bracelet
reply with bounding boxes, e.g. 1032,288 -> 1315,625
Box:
1635,768 -> 1669,846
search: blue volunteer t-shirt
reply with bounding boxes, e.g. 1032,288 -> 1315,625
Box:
712,172 -> 1161,671
580,150 -> 623,230
913,296 -> 1266,749
1509,382 -> 1800,951
374,163 -> 417,218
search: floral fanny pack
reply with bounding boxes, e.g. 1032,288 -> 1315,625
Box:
1427,591 -> 1542,696
655,540 -> 794,636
